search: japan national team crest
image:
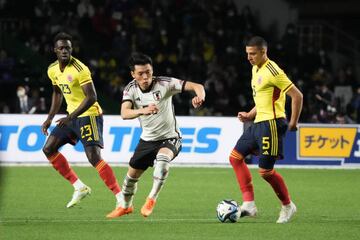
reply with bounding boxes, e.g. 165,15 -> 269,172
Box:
67,75 -> 73,82
152,90 -> 162,101
257,76 -> 262,85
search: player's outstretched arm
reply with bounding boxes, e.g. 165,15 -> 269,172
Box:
41,85 -> 63,135
286,85 -> 303,131
184,81 -> 205,108
121,101 -> 159,120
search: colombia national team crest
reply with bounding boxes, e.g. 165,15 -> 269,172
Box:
67,75 -> 73,82
153,90 -> 162,101
257,76 -> 262,85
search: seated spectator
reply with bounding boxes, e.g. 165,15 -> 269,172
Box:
14,85 -> 37,114
310,81 -> 337,123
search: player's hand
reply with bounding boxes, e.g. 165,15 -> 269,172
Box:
237,112 -> 251,122
56,116 -> 71,128
143,103 -> 159,115
288,122 -> 298,131
41,119 -> 52,136
192,96 -> 204,108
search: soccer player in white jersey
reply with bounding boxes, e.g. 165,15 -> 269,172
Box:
107,53 -> 205,218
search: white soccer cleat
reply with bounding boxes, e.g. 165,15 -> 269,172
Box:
276,201 -> 297,223
240,201 -> 258,217
66,186 -> 92,208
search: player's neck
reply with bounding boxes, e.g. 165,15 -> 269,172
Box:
59,59 -> 70,72
256,57 -> 268,68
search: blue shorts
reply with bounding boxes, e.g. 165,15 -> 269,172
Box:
50,115 -> 104,148
234,118 -> 288,169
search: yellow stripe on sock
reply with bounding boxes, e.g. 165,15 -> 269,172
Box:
96,160 -> 106,171
49,152 -> 60,162
230,150 -> 242,160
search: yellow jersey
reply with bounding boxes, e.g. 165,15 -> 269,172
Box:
47,57 -> 102,117
251,59 -> 293,123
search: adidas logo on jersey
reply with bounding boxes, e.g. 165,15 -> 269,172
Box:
262,150 -> 269,155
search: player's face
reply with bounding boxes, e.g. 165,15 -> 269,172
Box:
54,40 -> 72,63
131,64 -> 154,91
246,46 -> 266,67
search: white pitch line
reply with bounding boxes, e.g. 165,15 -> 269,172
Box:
0,218 -> 217,224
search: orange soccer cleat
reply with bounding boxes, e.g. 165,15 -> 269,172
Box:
106,206 -> 134,219
141,197 -> 156,217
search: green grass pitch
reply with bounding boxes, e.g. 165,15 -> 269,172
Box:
0,166 -> 359,240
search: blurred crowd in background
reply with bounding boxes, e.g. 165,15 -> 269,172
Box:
0,0 -> 359,124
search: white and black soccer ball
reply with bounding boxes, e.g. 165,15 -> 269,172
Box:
216,199 -> 240,223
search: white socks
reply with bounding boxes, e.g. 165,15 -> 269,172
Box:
72,179 -> 86,190
148,154 -> 171,200
119,174 -> 138,208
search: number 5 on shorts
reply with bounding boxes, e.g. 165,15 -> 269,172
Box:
262,137 -> 270,150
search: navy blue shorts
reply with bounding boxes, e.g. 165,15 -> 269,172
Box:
50,115 -> 104,148
234,118 -> 288,169
129,138 -> 182,170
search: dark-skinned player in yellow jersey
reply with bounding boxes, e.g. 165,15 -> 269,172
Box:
41,32 -> 122,214
230,36 -> 303,223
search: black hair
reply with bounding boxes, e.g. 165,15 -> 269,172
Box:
53,32 -> 73,46
246,36 -> 268,48
128,52 -> 153,71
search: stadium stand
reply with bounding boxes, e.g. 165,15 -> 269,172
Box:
0,0 -> 359,123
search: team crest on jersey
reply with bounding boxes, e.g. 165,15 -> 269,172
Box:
257,76 -> 262,85
67,75 -> 73,82
152,91 -> 162,100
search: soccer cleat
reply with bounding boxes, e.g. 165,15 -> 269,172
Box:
276,201 -> 297,223
66,186 -> 91,208
141,197 -> 156,217
106,206 -> 134,218
239,202 -> 258,217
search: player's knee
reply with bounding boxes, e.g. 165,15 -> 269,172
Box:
229,149 -> 244,166
85,147 -> 101,166
42,145 -> 56,158
258,168 -> 275,179
154,154 -> 171,180
88,157 -> 101,167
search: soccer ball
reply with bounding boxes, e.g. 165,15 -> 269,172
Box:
216,199 -> 240,223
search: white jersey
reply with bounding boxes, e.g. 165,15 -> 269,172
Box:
122,76 -> 185,141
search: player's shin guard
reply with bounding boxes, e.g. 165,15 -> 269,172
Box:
120,174 -> 138,208
48,152 -> 78,184
259,168 -> 290,205
148,154 -> 171,200
95,160 -> 121,195
229,150 -> 254,201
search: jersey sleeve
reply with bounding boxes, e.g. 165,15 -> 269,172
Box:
270,64 -> 293,93
273,73 -> 293,93
122,85 -> 134,104
167,77 -> 185,95
78,66 -> 93,86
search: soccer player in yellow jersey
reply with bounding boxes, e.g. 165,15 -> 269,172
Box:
41,32 -> 122,213
229,36 -> 303,223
